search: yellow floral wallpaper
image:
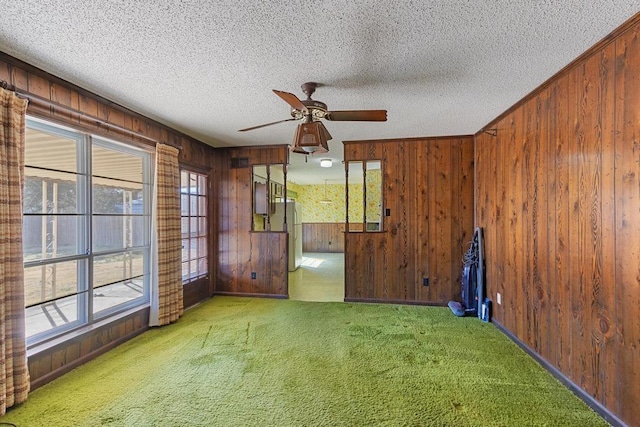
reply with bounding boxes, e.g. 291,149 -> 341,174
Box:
287,181 -> 304,200
365,169 -> 382,223
249,174 -> 382,225
295,183 -> 352,223
287,174 -> 382,224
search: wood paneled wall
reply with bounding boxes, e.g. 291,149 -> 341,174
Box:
475,15 -> 640,425
28,308 -> 149,390
212,146 -> 289,297
0,52 -> 216,387
343,136 -> 474,304
302,223 -> 345,252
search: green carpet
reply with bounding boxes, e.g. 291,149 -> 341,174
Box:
2,297 -> 607,426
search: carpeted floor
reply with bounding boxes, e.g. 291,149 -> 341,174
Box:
2,297 -> 607,426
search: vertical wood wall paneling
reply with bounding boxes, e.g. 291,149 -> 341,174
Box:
578,47 -> 600,399
545,78 -> 559,372
474,14 -> 640,426
567,59 -> 585,389
399,141 -> 413,301
28,307 -> 149,390
215,151 -> 230,292
366,144 -> 381,297
426,140 -> 438,302
560,71 -> 575,378
536,88 -> 551,362
344,136 -> 474,304
459,138 -> 475,303
416,139 -> 430,301
598,40 -> 618,414
495,121 -> 507,327
614,23 -> 640,423
474,132 -> 490,314
515,107 -> 527,349
449,139 -> 461,304
383,141 -> 398,300
0,58 -> 9,82
489,121 -> 504,324
430,139 -> 444,302
490,128 -> 502,325
408,141 -> 420,301
521,97 -> 534,349
213,146 -> 289,297
506,111 -> 523,337
273,232 -> 288,295
436,139 -> 452,303
302,223 -> 346,252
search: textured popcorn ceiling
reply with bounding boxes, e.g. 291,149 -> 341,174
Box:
0,1 -> 637,184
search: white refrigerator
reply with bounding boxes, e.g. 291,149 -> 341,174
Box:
271,202 -> 303,272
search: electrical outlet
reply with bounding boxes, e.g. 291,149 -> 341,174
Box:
251,272 -> 256,279
496,292 -> 502,305
423,277 -> 429,286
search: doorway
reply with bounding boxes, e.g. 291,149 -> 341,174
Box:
288,252 -> 344,302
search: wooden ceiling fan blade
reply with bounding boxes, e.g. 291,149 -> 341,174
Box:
325,110 -> 387,121
238,117 -> 298,132
273,90 -> 308,113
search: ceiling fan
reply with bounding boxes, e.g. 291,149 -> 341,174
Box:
239,82 -> 387,154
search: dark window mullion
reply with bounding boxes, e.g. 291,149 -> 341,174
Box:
91,173 -> 143,187
85,134 -> 94,324
25,288 -> 91,309
94,274 -> 145,290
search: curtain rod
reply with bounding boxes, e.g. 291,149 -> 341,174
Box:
1,79 -> 181,150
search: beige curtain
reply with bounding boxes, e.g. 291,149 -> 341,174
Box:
0,87 -> 30,415
150,143 -> 183,326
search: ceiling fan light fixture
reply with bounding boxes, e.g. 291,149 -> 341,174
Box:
320,159 -> 332,168
291,121 -> 331,154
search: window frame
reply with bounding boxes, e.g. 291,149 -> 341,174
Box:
344,160 -> 384,233
23,117 -> 153,346
180,168 -> 209,284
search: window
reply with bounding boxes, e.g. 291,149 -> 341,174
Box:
180,169 -> 208,283
251,164 -> 286,231
345,160 -> 383,232
23,119 -> 152,345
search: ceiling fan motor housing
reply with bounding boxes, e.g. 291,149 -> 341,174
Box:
291,100 -> 327,120
293,82 -> 328,120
